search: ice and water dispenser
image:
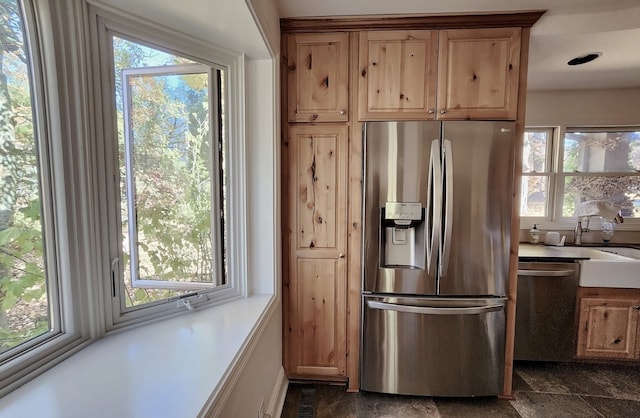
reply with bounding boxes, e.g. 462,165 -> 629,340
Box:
380,202 -> 425,269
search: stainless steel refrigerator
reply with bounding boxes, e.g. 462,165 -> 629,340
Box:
361,120 -> 515,397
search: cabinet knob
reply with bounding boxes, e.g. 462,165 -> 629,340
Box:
340,109 -> 346,115
633,305 -> 640,310
440,109 -> 447,114
339,253 -> 345,259
428,108 -> 435,114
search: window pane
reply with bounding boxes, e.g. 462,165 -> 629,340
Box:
0,1 -> 52,353
562,175 -> 640,218
520,175 -> 548,216
113,37 -> 224,308
563,131 -> 640,173
523,130 -> 549,173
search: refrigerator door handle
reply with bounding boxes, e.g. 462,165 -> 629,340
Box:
367,300 -> 504,315
427,139 -> 442,277
441,139 -> 453,277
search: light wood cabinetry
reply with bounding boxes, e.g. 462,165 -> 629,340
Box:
576,287 -> 640,360
437,28 -> 521,120
287,33 -> 349,122
284,124 -> 349,378
358,30 -> 437,120
358,27 -> 521,120
281,12 -> 541,392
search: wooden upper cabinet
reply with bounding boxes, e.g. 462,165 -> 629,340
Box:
287,33 -> 349,122
358,30 -> 438,120
437,28 -> 521,120
358,28 -> 521,121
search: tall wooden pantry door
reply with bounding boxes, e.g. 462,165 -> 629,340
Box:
285,124 -> 348,378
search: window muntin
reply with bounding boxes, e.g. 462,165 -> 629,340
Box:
520,129 -> 553,217
0,0 -> 59,357
111,36 -> 227,309
561,130 -> 640,218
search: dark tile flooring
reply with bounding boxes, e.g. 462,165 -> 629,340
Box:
281,362 -> 640,417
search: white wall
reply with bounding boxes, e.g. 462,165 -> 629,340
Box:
525,87 -> 640,127
247,58 -> 279,296
213,0 -> 287,416
213,310 -> 286,418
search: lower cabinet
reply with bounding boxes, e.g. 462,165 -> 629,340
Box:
576,287 -> 640,360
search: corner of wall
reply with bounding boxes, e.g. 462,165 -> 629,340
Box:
245,0 -> 281,57
202,302 -> 284,418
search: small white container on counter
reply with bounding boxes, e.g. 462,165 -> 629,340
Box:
544,231 -> 565,246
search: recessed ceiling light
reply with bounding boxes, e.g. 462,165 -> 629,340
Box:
567,52 -> 602,66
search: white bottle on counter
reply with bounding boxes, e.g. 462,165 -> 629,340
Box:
529,224 -> 540,244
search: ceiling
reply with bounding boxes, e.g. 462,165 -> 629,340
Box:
275,0 -> 640,91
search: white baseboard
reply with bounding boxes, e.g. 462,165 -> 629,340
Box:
267,367 -> 289,418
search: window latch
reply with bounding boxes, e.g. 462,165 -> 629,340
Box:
110,257 -> 120,297
174,293 -> 208,311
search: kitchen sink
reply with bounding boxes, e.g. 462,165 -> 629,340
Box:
579,247 -> 640,288
590,246 -> 640,260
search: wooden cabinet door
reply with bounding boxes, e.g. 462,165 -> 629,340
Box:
358,30 -> 437,120
577,295 -> 640,360
287,33 -> 349,122
286,124 -> 348,377
437,28 -> 521,120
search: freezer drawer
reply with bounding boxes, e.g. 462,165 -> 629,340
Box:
361,295 -> 506,397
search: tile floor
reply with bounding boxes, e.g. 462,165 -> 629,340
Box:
281,362 -> 640,417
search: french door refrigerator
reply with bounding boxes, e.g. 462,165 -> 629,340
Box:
361,120 -> 516,397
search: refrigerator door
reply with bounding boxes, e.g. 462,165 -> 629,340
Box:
439,121 -> 515,296
363,121 -> 440,295
361,295 -> 506,396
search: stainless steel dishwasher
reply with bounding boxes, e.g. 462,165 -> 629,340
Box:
514,261 -> 580,362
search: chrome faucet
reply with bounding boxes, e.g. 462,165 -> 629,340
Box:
574,220 -> 583,245
574,217 -> 591,245
574,205 -> 625,245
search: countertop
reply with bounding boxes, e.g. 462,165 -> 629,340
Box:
519,243 -> 640,262
519,243 -> 593,261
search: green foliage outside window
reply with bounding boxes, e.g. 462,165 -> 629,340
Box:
113,37 -> 224,308
0,1 -> 49,353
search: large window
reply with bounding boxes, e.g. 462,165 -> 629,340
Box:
0,0 -> 58,361
0,0 -> 92,395
94,12 -> 244,327
521,128 -> 554,218
115,39 -> 225,308
0,0 -> 248,394
561,130 -> 640,218
521,127 -> 640,224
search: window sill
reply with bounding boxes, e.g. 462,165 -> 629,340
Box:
0,294 -> 273,418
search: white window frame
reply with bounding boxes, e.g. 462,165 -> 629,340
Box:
0,0 -> 251,397
0,0 -> 93,396
521,125 -> 640,231
520,127 -> 556,222
90,8 -> 247,329
558,127 -> 640,224
121,64 -> 222,292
